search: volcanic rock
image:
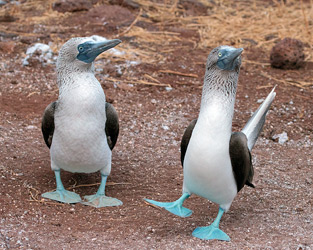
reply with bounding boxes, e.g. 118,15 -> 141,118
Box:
270,37 -> 305,69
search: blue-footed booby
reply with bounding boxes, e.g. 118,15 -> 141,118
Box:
145,45 -> 276,241
41,36 -> 123,208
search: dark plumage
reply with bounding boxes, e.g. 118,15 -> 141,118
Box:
180,119 -> 197,166
105,102 -> 119,150
42,101 -> 57,148
229,132 -> 254,191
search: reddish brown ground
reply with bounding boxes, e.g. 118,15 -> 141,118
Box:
0,1 -> 312,249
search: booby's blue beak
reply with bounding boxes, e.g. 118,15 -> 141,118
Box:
217,47 -> 243,71
77,39 -> 122,63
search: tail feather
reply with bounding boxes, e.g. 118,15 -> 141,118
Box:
242,86 -> 276,151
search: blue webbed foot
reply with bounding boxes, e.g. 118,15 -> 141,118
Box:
42,170 -> 81,203
81,174 -> 123,208
42,189 -> 82,204
144,193 -> 192,217
192,207 -> 230,241
192,225 -> 230,241
82,194 -> 123,208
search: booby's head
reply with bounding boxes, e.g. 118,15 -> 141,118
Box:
57,35 -> 121,69
206,45 -> 243,72
201,46 -> 243,103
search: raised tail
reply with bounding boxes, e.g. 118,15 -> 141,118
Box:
242,86 -> 276,151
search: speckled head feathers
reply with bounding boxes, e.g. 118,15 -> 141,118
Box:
206,45 -> 243,73
201,46 -> 244,105
55,36 -> 121,89
57,37 -> 90,65
56,36 -> 121,69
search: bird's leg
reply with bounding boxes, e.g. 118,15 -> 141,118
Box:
144,192 -> 192,217
192,207 -> 230,241
42,170 -> 82,203
82,174 -> 123,208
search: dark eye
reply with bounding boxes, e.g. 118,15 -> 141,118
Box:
218,52 -> 222,57
78,46 -> 84,51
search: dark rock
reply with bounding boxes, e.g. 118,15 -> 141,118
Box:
0,31 -> 18,38
52,0 -> 96,13
20,36 -> 36,45
270,37 -> 305,69
84,4 -> 134,26
242,38 -> 258,45
179,0 -> 209,16
265,34 -> 277,41
0,13 -> 18,22
108,0 -> 140,9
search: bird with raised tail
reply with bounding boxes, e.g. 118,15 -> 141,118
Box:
41,36 -> 123,208
145,45 -> 276,241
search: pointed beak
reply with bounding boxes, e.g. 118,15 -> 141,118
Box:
228,48 -> 243,61
77,39 -> 122,63
92,39 -> 122,54
217,47 -> 243,71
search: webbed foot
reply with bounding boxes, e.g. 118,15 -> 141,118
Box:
42,170 -> 82,203
82,194 -> 123,208
192,225 -> 230,241
192,207 -> 230,241
42,189 -> 82,204
144,193 -> 192,217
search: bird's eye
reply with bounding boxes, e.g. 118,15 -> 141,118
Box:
218,52 -> 222,57
78,46 -> 84,51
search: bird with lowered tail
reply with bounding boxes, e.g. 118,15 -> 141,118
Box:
41,36 -> 122,208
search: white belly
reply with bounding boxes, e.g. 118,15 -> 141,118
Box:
183,119 -> 237,211
50,83 -> 111,174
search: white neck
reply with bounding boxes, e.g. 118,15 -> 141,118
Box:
56,61 -> 96,96
198,68 -> 238,138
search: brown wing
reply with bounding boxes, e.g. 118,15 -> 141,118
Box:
180,119 -> 197,167
229,131 -> 255,192
41,101 -> 57,148
105,102 -> 119,150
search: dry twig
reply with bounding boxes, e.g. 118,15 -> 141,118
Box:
68,182 -> 129,190
260,72 -> 313,88
159,70 -> 198,78
128,79 -> 171,87
144,200 -> 162,210
118,8 -> 143,37
244,59 -> 271,66
144,74 -> 161,83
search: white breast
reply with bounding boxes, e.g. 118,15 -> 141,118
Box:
182,98 -> 237,211
50,73 -> 111,174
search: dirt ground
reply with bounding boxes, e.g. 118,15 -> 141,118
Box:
0,0 -> 312,249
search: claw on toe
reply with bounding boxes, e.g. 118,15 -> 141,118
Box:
82,194 -> 123,208
42,189 -> 82,204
